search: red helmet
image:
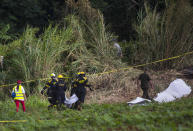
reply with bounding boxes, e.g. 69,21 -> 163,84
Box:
17,80 -> 22,84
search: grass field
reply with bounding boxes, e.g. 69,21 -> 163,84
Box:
0,95 -> 193,131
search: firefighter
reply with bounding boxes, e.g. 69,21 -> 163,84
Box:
41,73 -> 58,109
71,72 -> 93,110
55,74 -> 67,110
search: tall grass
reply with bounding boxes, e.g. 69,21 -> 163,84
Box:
134,0 -> 193,69
66,0 -> 124,73
12,25 -> 74,80
0,24 -> 14,44
1,0 -> 124,96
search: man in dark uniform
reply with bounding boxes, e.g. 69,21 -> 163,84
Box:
71,72 -> 93,110
55,74 -> 67,110
137,69 -> 153,99
41,73 -> 58,109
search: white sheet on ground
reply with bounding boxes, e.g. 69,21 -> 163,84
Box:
64,94 -> 78,108
127,97 -> 151,105
154,79 -> 191,103
127,79 -> 192,105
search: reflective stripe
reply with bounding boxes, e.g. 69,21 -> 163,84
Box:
13,85 -> 24,100
79,80 -> 85,84
79,77 -> 87,84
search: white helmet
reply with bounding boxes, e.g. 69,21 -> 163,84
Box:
50,73 -> 56,77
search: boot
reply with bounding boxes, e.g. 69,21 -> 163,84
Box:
77,104 -> 82,111
48,104 -> 54,110
77,102 -> 82,111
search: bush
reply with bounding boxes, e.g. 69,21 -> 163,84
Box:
133,0 -> 193,69
0,4 -> 124,97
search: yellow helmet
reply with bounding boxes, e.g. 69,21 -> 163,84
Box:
50,73 -> 56,77
77,72 -> 86,78
58,74 -> 63,79
77,72 -> 85,75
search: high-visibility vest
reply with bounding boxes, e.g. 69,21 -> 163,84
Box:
13,85 -> 24,100
78,77 -> 87,84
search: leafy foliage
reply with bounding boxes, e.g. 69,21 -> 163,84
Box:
1,8 -> 122,96
0,0 -> 169,42
0,0 -> 68,42
90,0 -> 167,41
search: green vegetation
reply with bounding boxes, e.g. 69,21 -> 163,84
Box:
0,0 -> 192,86
0,0 -> 193,130
0,96 -> 193,131
132,0 -> 193,69
0,0 -> 125,97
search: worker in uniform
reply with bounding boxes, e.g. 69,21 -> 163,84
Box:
12,80 -> 27,112
137,69 -> 154,99
55,74 -> 67,110
41,73 -> 58,109
71,72 -> 93,110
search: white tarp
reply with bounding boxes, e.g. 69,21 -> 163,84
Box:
127,79 -> 192,105
127,97 -> 151,105
154,79 -> 191,103
64,94 -> 79,108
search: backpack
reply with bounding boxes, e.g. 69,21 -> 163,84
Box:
11,91 -> 16,98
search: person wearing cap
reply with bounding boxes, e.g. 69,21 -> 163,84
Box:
55,74 -> 67,110
41,73 -> 58,109
12,80 -> 27,112
71,72 -> 93,110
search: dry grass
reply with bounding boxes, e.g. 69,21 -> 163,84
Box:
84,69 -> 193,104
85,68 -> 142,104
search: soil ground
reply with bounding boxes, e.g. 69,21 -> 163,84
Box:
85,69 -> 193,104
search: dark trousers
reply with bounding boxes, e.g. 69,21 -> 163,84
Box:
72,86 -> 86,110
76,86 -> 86,103
141,86 -> 150,99
56,94 -> 65,104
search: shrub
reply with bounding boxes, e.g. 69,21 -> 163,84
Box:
134,0 -> 193,69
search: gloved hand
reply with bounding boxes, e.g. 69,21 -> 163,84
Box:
41,90 -> 44,95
